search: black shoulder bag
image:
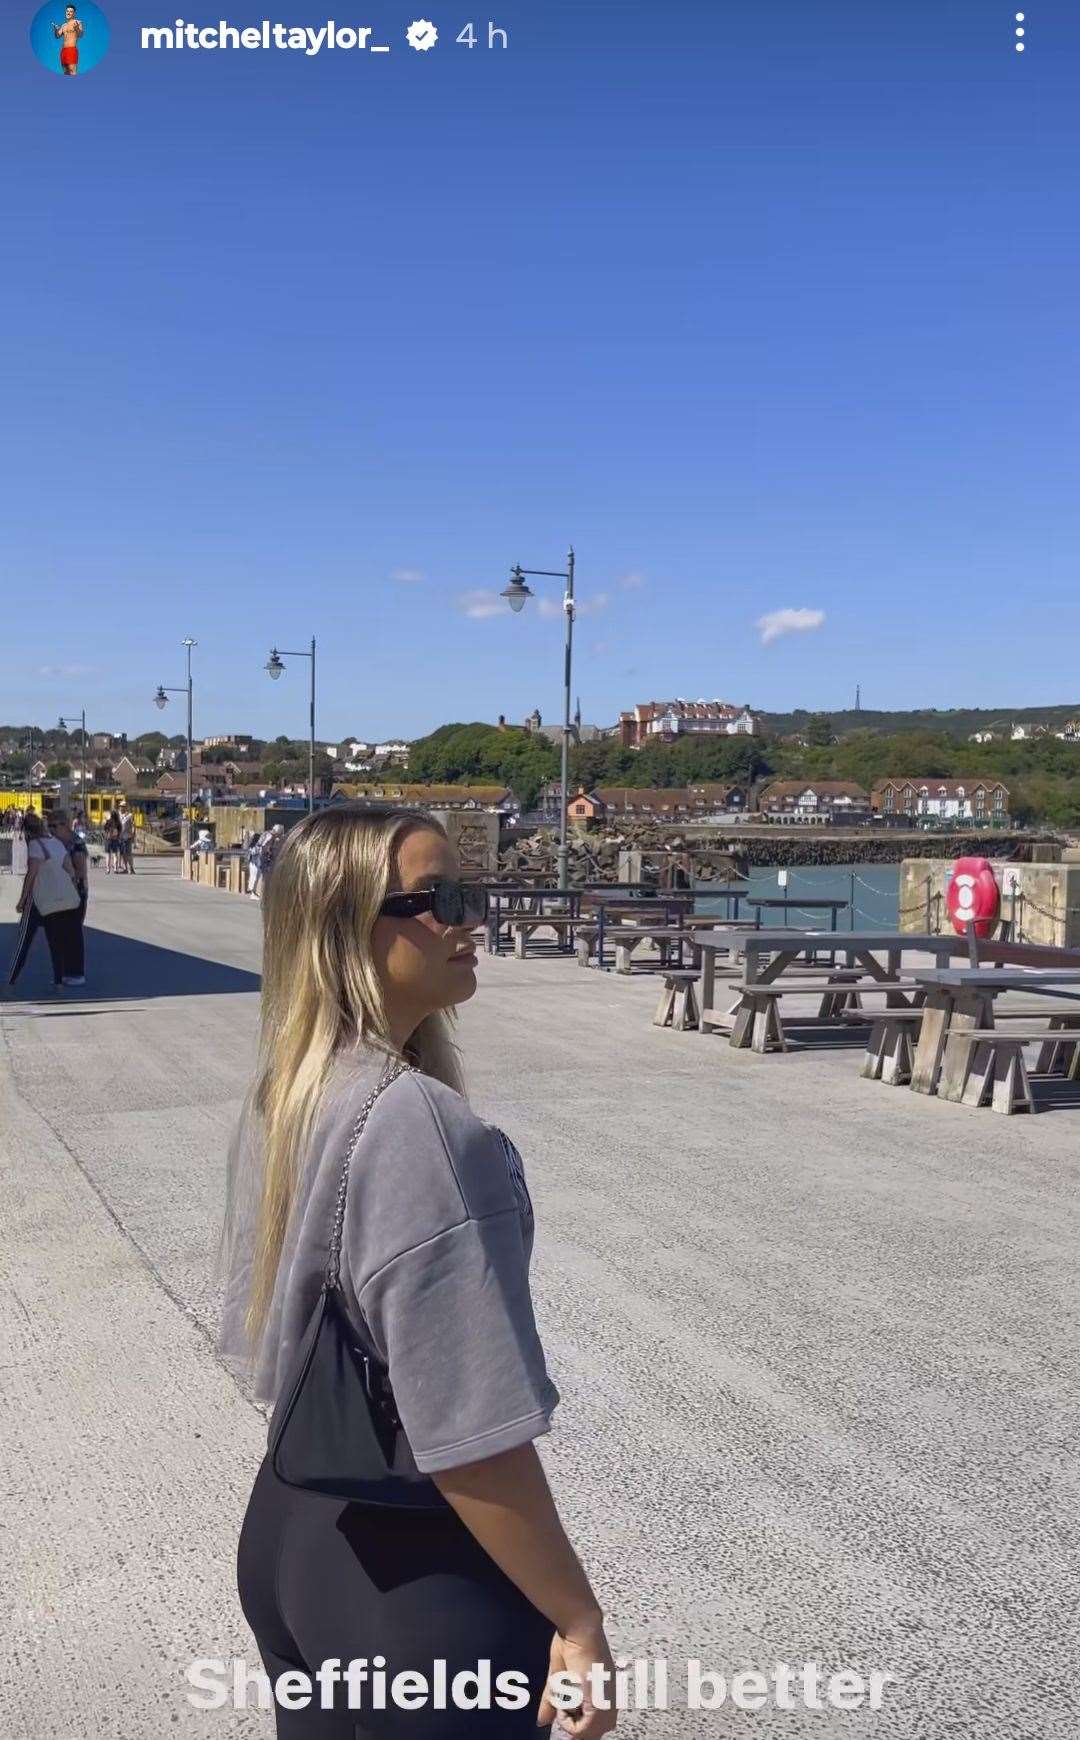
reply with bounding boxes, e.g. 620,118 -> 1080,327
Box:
268,1060 -> 450,1510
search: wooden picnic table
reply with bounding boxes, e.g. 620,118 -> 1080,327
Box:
907,967 -> 1080,1099
485,887 -> 579,955
485,883 -> 695,957
692,929 -> 972,1043
690,887 -> 752,918
746,896 -> 849,931
720,971 -> 926,1053
740,929 -> 971,987
584,893 -> 696,972
500,914 -> 582,959
582,923 -> 701,975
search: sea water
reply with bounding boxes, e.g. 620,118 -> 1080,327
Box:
696,863 -> 901,929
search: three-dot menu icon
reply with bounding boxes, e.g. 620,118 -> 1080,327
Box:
1015,12 -> 1025,52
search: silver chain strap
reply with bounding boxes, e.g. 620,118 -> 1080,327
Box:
326,1059 -> 414,1291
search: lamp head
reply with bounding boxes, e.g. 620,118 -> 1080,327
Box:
266,650 -> 285,681
154,688 -> 168,711
501,567 -> 532,615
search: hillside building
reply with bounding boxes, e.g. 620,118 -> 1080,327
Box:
619,699 -> 760,749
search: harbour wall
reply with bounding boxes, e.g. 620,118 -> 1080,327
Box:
898,858 -> 1080,947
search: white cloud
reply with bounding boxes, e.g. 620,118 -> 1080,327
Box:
756,607 -> 826,646
38,662 -> 96,679
617,570 -> 645,590
456,589 -> 506,620
391,566 -> 425,584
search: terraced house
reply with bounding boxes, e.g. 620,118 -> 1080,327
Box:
757,780 -> 871,823
871,778 -> 1010,824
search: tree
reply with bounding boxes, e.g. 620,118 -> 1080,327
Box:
133,731 -> 169,758
805,713 -> 834,747
46,762 -> 71,780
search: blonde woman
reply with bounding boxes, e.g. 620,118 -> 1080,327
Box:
219,807 -> 615,1739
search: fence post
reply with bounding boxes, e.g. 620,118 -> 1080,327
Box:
849,870 -> 855,930
925,876 -> 932,933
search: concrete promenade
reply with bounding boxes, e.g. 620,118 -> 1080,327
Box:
2,861 -> 1079,1737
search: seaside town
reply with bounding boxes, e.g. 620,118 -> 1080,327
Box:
10,692 -> 1080,834
6,0 -> 1080,1735
6,669 -> 1080,1740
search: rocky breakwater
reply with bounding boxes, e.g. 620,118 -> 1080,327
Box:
675,826 -> 1043,869
496,821 -> 743,886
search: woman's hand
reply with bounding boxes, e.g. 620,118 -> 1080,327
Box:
538,1614 -> 618,1737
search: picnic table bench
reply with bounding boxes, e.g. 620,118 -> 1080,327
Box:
692,929 -> 962,1038
576,923 -> 701,974
842,1001 -> 1080,1089
652,969 -> 702,1031
485,887 -> 578,954
580,896 -> 698,971
715,975 -> 922,1053
908,967 -> 1080,1099
499,914 -> 578,959
948,1025 -> 1080,1113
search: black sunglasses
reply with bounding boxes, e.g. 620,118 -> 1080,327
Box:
379,878 -> 489,927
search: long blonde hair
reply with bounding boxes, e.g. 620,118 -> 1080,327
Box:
246,805 -> 464,1340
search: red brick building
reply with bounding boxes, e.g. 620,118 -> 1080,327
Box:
618,699 -> 760,749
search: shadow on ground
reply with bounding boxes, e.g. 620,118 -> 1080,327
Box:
1,922 -> 259,1001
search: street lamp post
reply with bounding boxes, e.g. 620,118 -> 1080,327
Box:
265,636 -> 317,814
57,711 -> 88,810
501,547 -> 576,891
25,727 -> 39,797
154,636 -> 197,849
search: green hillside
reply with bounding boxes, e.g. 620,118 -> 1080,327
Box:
763,705 -> 1080,740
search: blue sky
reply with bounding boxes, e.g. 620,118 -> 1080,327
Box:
2,0 -> 1077,741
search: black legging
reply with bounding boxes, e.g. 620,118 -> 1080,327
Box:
238,1457 -> 555,1739
7,903 -> 83,985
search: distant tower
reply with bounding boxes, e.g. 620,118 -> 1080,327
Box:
574,696 -> 582,732
855,684 -> 861,712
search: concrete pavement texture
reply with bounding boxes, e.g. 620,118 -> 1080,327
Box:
2,860 -> 1078,1738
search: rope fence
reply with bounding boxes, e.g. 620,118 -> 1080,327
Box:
691,862 -> 1080,948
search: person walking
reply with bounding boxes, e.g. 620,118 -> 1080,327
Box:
103,809 -> 122,873
7,812 -> 83,990
246,827 -> 264,899
218,807 -> 615,1740
49,808 -> 90,973
119,803 -> 136,873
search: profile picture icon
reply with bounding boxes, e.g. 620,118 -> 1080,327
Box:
30,0 -> 110,77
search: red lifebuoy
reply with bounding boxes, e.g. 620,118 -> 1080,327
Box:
946,857 -> 1000,938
